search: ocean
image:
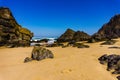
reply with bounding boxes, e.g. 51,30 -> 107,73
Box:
30,36 -> 58,46
31,36 -> 58,41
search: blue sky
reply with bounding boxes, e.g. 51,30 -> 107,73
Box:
0,0 -> 120,37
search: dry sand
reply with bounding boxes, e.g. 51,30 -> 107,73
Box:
1,39 -> 120,80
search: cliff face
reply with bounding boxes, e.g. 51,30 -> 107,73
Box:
93,14 -> 120,40
0,7 -> 33,47
57,28 -> 90,42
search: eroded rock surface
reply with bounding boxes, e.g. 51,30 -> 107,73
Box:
0,7 -> 33,47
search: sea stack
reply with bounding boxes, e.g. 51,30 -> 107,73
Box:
0,7 -> 33,47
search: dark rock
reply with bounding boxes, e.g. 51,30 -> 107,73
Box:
24,57 -> 32,63
0,7 -> 33,47
117,76 -> 120,80
87,38 -> 96,43
112,70 -> 120,74
91,33 -> 106,42
35,44 -> 41,46
6,44 -> 15,48
57,43 -> 64,47
68,41 -> 76,45
31,46 -> 54,61
73,31 -> 90,41
57,28 -> 75,42
57,28 -> 91,42
77,44 -> 89,48
108,46 -> 120,49
98,54 -> 120,73
101,40 -> 116,45
98,54 -> 120,80
39,39 -> 49,43
98,54 -> 108,64
92,14 -> 120,41
106,54 -> 120,71
46,43 -> 64,47
72,43 -> 90,48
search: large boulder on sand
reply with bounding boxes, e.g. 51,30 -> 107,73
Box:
98,54 -> 120,74
24,46 -> 54,63
31,46 -> 54,61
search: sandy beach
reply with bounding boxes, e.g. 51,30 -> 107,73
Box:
1,39 -> 120,80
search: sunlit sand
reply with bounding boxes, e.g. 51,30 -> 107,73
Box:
1,39 -> 120,80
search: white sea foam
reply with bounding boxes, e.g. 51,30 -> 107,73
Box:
30,36 -> 57,46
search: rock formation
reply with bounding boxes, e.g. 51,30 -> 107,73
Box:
24,46 -> 54,62
24,57 -> 32,63
98,54 -> 120,80
57,28 -> 90,42
57,28 -> 75,42
73,31 -> 90,41
92,14 -> 120,41
0,7 -> 33,47
101,40 -> 116,45
31,46 -> 54,61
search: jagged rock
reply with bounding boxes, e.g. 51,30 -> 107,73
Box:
77,44 -> 89,48
117,76 -> 120,80
67,41 -> 76,46
57,28 -> 75,42
57,28 -> 90,42
101,40 -> 116,45
72,43 -> 90,48
31,46 -> 54,61
73,31 -> 90,41
87,38 -> 96,43
67,42 -> 90,48
46,43 -> 64,47
98,54 -> 120,74
108,46 -> 120,49
24,57 -> 32,63
98,54 -> 108,64
88,33 -> 106,42
0,7 -> 33,47
92,14 -> 120,41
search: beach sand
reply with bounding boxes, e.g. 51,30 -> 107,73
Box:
1,39 -> 120,80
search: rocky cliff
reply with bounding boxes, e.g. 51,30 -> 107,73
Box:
57,28 -> 90,42
0,7 -> 33,47
92,14 -> 120,41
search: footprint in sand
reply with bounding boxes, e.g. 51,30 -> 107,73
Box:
61,69 -> 72,74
